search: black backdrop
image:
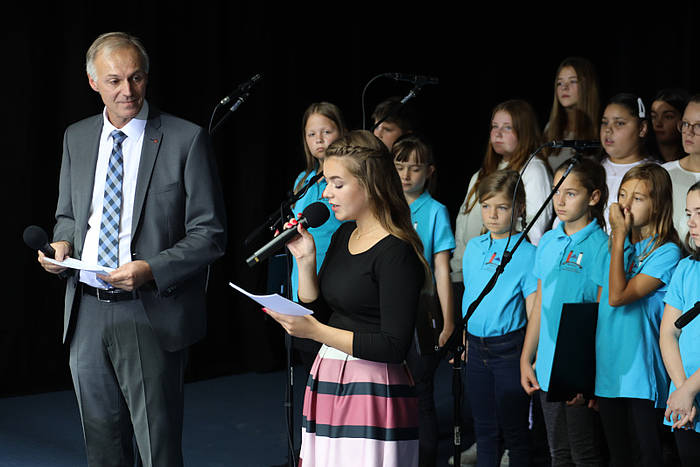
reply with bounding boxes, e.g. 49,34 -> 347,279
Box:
6,4 -> 699,395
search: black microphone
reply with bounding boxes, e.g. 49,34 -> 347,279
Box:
219,73 -> 263,106
674,302 -> 700,329
549,140 -> 601,150
383,73 -> 439,86
246,202 -> 330,268
23,225 -> 56,258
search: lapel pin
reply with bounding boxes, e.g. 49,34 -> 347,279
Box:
150,138 -> 158,143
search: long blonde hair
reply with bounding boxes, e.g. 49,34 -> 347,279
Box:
325,130 -> 432,285
618,163 -> 679,260
293,102 -> 347,194
464,100 -> 544,213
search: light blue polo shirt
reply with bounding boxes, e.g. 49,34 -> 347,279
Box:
663,257 -> 700,433
410,191 -> 455,270
532,220 -> 608,392
290,170 -> 343,301
593,236 -> 681,406
462,232 -> 537,337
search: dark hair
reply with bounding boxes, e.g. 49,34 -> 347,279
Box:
391,134 -> 437,195
687,181 -> 700,260
689,94 -> 700,105
653,88 -> 690,115
371,97 -> 420,133
602,92 -> 652,159
554,158 -> 608,229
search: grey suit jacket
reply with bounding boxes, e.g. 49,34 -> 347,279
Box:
53,107 -> 227,351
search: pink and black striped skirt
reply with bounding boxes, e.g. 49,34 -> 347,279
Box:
299,344 -> 419,467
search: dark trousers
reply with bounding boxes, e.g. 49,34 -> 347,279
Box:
539,391 -> 605,466
69,292 -> 187,467
675,428 -> 700,467
467,329 -> 532,467
406,339 -> 442,467
597,397 -> 663,467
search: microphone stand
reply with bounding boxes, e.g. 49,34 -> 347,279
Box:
443,147 -> 582,464
209,92 -> 251,135
244,171 -> 323,467
369,84 -> 423,132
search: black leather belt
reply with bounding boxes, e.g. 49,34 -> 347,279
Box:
82,284 -> 139,303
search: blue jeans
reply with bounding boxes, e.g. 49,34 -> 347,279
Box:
467,328 -> 531,467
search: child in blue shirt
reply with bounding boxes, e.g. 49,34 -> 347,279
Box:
660,181 -> 700,465
393,135 -> 455,467
289,103 -> 347,375
593,163 -> 681,467
520,158 -> 609,466
462,169 -> 537,467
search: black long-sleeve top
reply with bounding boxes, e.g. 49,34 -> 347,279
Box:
303,222 -> 424,364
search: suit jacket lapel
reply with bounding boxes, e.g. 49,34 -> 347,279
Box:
74,115 -> 103,254
132,109 -> 162,239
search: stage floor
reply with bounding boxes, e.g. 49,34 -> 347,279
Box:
0,359 -> 463,466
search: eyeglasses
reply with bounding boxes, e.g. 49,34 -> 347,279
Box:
678,121 -> 700,135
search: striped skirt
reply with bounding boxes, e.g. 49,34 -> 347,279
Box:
299,345 -> 419,467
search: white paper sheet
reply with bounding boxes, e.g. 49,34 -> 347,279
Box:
44,257 -> 115,274
229,282 -> 313,316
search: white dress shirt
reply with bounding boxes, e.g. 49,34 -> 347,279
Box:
79,102 -> 148,288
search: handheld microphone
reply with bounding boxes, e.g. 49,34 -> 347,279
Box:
23,225 -> 56,258
219,73 -> 263,106
549,140 -> 601,150
383,73 -> 439,86
674,302 -> 700,329
246,202 -> 330,268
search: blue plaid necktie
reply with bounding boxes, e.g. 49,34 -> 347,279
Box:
97,130 -> 127,268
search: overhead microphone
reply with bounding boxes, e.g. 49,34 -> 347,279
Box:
549,140 -> 601,150
383,73 -> 439,86
23,225 -> 56,258
246,202 -> 330,268
219,73 -> 263,106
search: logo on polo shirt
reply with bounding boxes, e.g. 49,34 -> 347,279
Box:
482,252 -> 501,271
561,250 -> 584,272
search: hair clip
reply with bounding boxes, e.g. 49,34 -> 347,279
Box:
637,97 -> 646,119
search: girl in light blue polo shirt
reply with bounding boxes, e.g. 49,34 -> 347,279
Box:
660,181 -> 700,465
462,169 -> 536,466
393,135 -> 455,466
290,103 -> 346,370
593,163 -> 681,467
520,158 -> 608,466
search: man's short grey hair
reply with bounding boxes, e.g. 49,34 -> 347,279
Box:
86,32 -> 150,81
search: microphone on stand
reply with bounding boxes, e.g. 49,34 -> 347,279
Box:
549,140 -> 601,150
246,202 -> 329,268
219,73 -> 263,106
383,73 -> 439,86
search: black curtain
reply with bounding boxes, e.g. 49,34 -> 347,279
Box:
6,4 -> 699,395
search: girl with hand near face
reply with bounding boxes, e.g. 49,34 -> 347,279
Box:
520,159 -> 609,466
266,130 -> 430,467
462,170 -> 537,467
599,93 -> 656,231
543,57 -> 601,171
659,181 -> 700,467
392,135 -> 455,467
662,94 -> 700,249
592,164 -> 681,467
651,88 -> 689,163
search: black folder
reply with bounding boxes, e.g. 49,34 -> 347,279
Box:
546,302 -> 598,402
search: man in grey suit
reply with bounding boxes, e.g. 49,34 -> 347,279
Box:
38,32 -> 226,466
